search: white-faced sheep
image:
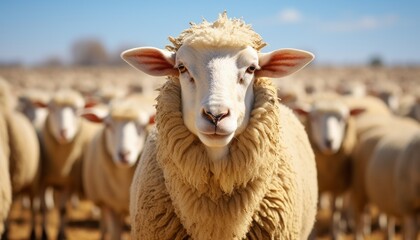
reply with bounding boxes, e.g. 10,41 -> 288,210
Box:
294,93 -> 365,238
82,95 -> 155,240
122,12 -> 318,239
39,88 -> 100,240
0,79 -> 40,240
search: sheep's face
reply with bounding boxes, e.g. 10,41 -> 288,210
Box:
175,45 -> 257,149
296,102 -> 364,155
48,103 -> 82,144
122,45 -> 314,159
104,116 -> 148,167
19,99 -> 48,128
309,108 -> 349,155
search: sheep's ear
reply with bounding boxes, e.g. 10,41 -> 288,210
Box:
292,103 -> 311,116
350,108 -> 365,116
121,47 -> 178,77
256,49 -> 314,78
81,107 -> 109,123
33,101 -> 48,108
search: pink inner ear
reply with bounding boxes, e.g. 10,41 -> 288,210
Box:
293,108 -> 309,116
265,53 -> 308,69
350,108 -> 366,116
33,101 -> 48,108
82,113 -> 103,123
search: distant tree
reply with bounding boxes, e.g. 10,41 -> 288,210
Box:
72,38 -> 108,66
41,56 -> 63,67
369,55 -> 384,67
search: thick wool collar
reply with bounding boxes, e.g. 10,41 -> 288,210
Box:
155,78 -> 285,239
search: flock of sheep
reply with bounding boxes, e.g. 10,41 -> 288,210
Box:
1,12 -> 420,240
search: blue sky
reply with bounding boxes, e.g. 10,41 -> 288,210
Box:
1,1 -> 420,66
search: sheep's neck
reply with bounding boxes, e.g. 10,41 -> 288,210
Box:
205,146 -> 228,161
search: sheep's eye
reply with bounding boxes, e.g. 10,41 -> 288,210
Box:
238,78 -> 244,84
246,65 -> 256,74
189,77 -> 195,83
177,64 -> 187,73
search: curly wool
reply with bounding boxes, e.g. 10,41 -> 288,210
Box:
130,78 -> 316,240
166,12 -> 266,52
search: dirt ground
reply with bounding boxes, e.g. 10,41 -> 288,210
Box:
6,198 -> 402,240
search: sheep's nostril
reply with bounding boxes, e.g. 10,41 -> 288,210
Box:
118,150 -> 130,163
202,109 -> 230,126
325,139 -> 333,149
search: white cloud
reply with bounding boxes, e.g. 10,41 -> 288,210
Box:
277,8 -> 303,24
320,14 -> 398,32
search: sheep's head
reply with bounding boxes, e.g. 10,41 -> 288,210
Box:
295,100 -> 364,155
82,101 -> 153,167
46,89 -> 86,144
122,13 -> 314,159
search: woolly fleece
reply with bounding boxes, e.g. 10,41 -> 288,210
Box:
83,129 -> 136,215
41,116 -> 100,194
0,112 -> 11,235
130,78 -> 318,240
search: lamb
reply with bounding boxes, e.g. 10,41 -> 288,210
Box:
39,88 -> 100,240
0,79 -> 40,240
294,93 -> 365,238
122,12 -> 318,239
365,120 -> 420,239
82,94 -> 155,240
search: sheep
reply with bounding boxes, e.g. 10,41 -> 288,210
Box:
122,12 -> 318,239
0,114 -> 12,237
350,114 -> 418,240
365,121 -> 420,239
39,88 -> 101,240
293,93 -> 365,238
0,79 -> 40,240
81,95 -> 155,240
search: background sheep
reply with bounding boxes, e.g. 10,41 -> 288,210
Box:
82,94 -> 155,240
0,79 -> 40,240
294,93 -> 365,239
0,115 -> 12,237
365,120 -> 420,239
123,13 -> 318,239
39,88 -> 100,240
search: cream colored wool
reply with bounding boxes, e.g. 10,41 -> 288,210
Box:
6,112 -> 40,195
0,79 -> 40,197
166,12 -> 266,52
349,115 -> 419,236
130,78 -> 318,240
395,130 -> 420,214
41,116 -> 100,194
83,129 -> 136,215
0,113 -> 11,236
366,124 -> 419,217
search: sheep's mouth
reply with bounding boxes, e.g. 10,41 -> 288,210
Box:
202,133 -> 230,140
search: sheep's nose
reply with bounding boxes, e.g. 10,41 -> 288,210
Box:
325,139 -> 333,149
202,108 -> 230,126
59,129 -> 67,139
118,150 -> 130,163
